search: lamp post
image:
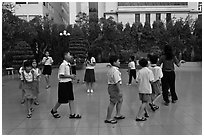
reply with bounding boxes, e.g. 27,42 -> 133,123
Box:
59,30 -> 70,50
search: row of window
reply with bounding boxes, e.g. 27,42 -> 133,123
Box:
135,13 -> 171,23
16,2 -> 38,4
118,2 -> 188,6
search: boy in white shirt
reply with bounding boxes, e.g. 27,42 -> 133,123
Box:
136,58 -> 154,121
50,51 -> 81,119
105,55 -> 125,124
148,54 -> 163,111
127,56 -> 136,85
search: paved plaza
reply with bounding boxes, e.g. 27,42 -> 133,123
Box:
2,63 -> 202,135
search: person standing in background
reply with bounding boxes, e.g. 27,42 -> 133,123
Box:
84,52 -> 96,93
41,51 -> 53,89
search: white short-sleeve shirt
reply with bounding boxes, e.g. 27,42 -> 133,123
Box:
20,70 -> 37,82
136,67 -> 154,94
42,56 -> 53,65
107,66 -> 122,85
128,61 -> 136,69
32,68 -> 41,80
148,64 -> 163,82
86,57 -> 96,69
58,60 -> 72,82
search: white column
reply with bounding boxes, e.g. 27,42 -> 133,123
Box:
69,2 -> 77,25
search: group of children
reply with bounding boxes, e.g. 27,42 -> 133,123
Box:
105,54 -> 163,123
18,45 -> 183,123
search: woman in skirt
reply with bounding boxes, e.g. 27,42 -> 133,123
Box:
84,52 -> 96,93
41,51 -> 53,89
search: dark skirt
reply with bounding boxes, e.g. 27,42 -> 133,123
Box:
84,69 -> 95,82
58,82 -> 74,104
42,65 -> 52,75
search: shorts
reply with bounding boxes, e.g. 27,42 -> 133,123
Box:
84,69 -> 95,82
42,65 -> 52,75
139,93 -> 150,103
22,82 -> 36,99
58,82 -> 74,104
108,84 -> 123,104
151,80 -> 161,95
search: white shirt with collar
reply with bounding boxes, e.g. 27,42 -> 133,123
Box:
148,64 -> 163,82
107,65 -> 122,85
58,60 -> 72,82
136,67 -> 154,94
128,61 -> 136,69
20,70 -> 37,82
42,56 -> 53,65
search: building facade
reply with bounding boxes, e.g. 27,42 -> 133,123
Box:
69,2 -> 201,26
13,2 -> 69,25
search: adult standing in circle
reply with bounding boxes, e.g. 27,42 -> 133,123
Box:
42,51 -> 53,89
84,52 -> 96,93
157,44 -> 184,106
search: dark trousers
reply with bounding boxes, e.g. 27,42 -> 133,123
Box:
161,71 -> 178,103
128,69 -> 136,84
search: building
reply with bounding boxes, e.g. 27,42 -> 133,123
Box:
13,2 -> 69,25
69,2 -> 201,26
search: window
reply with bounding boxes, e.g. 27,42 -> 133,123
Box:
146,13 -> 150,24
198,2 -> 202,11
17,15 -> 27,20
156,13 -> 161,21
166,13 -> 171,23
28,2 -> 38,4
16,2 -> 26,4
135,14 -> 140,22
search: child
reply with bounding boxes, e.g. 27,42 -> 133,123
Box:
21,60 -> 37,118
127,56 -> 136,85
19,60 -> 27,104
105,55 -> 125,124
50,51 -> 81,119
148,55 -> 163,111
41,51 -> 53,89
135,58 -> 154,121
32,59 -> 41,105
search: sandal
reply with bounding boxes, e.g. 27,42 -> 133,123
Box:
114,115 -> 125,120
51,109 -> 61,118
21,99 -> 25,104
27,113 -> 32,118
153,105 -> 159,110
149,103 -> 156,111
136,117 -> 147,121
30,108 -> 34,112
69,114 -> 82,119
144,113 -> 149,118
34,101 -> 39,105
104,119 -> 117,124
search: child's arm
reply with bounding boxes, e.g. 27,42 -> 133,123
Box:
59,74 -> 76,80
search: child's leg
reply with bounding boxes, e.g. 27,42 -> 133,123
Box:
45,75 -> 50,87
21,90 -> 25,101
90,82 -> 94,90
128,70 -> 133,84
26,99 -> 31,114
53,102 -> 61,112
106,102 -> 116,120
115,99 -> 123,117
86,82 -> 90,91
68,100 -> 75,114
136,102 -> 147,118
152,93 -> 161,104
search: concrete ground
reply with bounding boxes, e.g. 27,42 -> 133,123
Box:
2,63 -> 202,135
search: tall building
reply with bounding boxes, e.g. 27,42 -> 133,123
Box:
69,2 -> 201,26
13,2 -> 69,25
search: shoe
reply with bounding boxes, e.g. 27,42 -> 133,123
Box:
114,115 -> 125,120
136,117 -> 147,121
30,108 -> 34,112
34,101 -> 39,105
126,83 -> 131,86
104,119 -> 117,124
90,89 -> 93,93
27,113 -> 32,118
51,109 -> 61,118
149,103 -> 156,111
172,100 -> 177,103
87,89 -> 90,93
144,113 -> 149,118
21,99 -> 25,104
69,114 -> 82,119
164,102 -> 169,106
